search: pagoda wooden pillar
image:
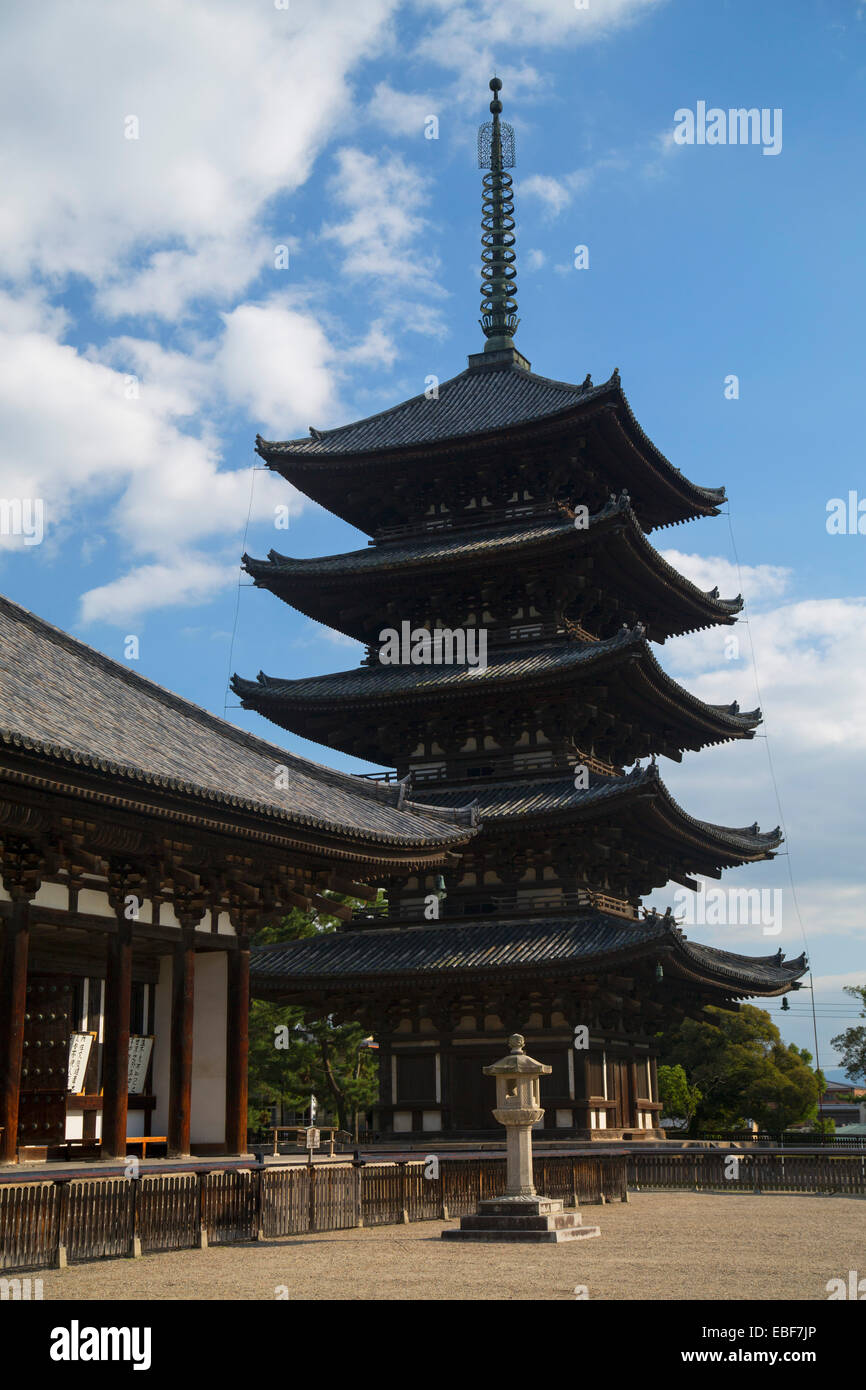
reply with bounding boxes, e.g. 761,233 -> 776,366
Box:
0,900 -> 30,1164
168,927 -> 196,1157
225,935 -> 250,1155
101,917 -> 133,1159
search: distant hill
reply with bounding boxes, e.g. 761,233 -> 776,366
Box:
823,1066 -> 862,1084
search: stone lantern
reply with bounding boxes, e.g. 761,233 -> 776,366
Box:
487,1033 -> 549,1198
442,1035 -> 601,1243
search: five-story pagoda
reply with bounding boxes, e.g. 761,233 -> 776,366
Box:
236,79 -> 806,1140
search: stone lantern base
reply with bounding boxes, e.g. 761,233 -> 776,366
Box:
441,1196 -> 600,1244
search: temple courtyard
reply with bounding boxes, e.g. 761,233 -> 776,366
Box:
36,1191 -> 863,1301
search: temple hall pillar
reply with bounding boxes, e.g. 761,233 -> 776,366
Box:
168,925 -> 196,1157
101,915 -> 133,1160
0,899 -> 31,1164
225,933 -> 250,1156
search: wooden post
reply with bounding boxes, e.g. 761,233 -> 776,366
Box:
168,929 -> 195,1158
0,900 -> 30,1164
254,1157 -> 265,1242
55,1178 -> 69,1268
197,1170 -> 208,1248
398,1160 -> 409,1223
129,1176 -> 142,1258
225,936 -> 250,1156
102,918 -> 133,1160
353,1157 -> 365,1228
308,1162 -> 317,1233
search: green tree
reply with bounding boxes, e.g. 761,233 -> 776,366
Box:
830,985 -> 866,1086
657,1004 -> 823,1132
248,901 -> 380,1139
657,1063 -> 702,1129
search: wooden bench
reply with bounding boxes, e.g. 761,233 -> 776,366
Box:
125,1136 -> 168,1157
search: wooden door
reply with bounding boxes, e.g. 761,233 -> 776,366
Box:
18,977 -> 72,1146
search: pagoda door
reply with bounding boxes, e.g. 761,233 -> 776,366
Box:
607,1055 -> 634,1130
448,1054 -> 497,1131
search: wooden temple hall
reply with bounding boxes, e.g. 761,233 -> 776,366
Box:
0,596 -> 472,1163
238,78 -> 807,1140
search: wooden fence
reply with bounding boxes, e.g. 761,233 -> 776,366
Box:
0,1153 -> 627,1274
629,1148 -> 866,1195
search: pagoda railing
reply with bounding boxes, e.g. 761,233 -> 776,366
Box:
371,499 -> 570,545
393,889 -> 638,922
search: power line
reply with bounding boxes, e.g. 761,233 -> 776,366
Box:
223,466 -> 263,716
724,506 -> 825,1099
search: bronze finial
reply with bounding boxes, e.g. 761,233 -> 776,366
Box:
478,76 -> 519,351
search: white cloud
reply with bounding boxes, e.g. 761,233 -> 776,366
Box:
323,148 -> 438,289
520,170 -> 593,216
367,82 -> 436,137
80,556 -> 237,626
526,249 -> 547,271
413,0 -> 666,92
0,0 -> 399,315
214,303 -> 338,437
659,550 -> 791,604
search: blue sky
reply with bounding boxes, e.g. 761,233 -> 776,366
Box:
1,0 -> 863,1074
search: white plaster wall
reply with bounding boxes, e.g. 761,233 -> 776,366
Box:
65,1113 -> 84,1140
190,952 -> 227,1147
33,881 -> 68,910
77,888 -> 115,918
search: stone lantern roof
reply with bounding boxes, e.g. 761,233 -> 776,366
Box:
483,1034 -> 552,1078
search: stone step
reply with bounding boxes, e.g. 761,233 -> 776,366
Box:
476,1197 -> 564,1217
442,1224 -> 601,1244
459,1212 -> 585,1232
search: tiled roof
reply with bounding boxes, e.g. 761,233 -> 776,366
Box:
232,629 -> 761,736
256,364 -> 725,516
258,364 -> 610,458
0,594 -> 474,849
247,497 -> 741,601
250,912 -> 807,992
418,765 -> 781,857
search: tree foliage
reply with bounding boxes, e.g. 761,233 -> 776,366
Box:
657,1063 -> 702,1128
656,1004 -> 823,1131
830,985 -> 866,1086
247,902 -> 379,1138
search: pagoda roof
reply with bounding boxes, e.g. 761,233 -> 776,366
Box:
260,361 -> 611,457
250,911 -> 807,998
419,764 -> 782,865
0,593 -> 475,855
256,359 -> 726,533
232,628 -> 761,760
242,491 -> 742,643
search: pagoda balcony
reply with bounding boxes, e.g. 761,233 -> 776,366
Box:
355,748 -> 620,786
371,498 -> 569,545
377,887 -> 639,925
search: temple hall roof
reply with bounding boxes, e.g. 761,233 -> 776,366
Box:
0,593 -> 475,852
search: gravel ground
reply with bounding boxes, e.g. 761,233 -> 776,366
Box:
35,1192 -> 863,1301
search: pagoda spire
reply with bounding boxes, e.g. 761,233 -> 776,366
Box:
478,76 -> 519,352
